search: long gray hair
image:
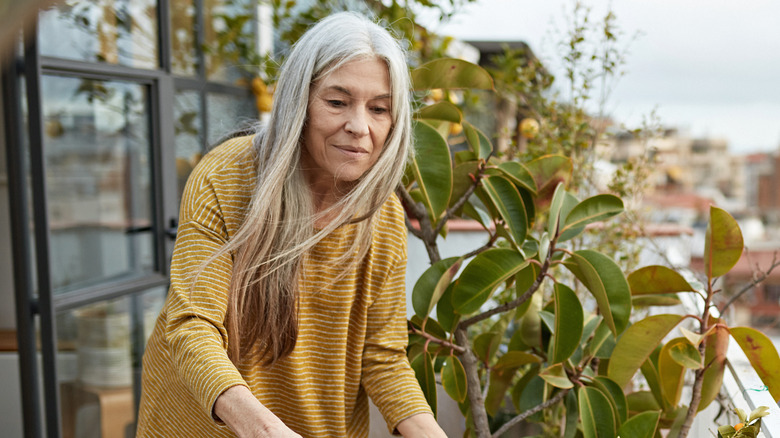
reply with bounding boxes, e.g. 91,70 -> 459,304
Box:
223,12 -> 413,365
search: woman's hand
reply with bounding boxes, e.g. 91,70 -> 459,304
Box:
214,385 -> 302,438
396,413 -> 448,438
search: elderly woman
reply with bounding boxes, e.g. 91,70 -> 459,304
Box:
137,11 -> 447,438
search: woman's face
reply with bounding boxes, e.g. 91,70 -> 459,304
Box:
301,57 -> 392,193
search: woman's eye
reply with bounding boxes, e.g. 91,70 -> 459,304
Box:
327,99 -> 346,108
370,106 -> 389,115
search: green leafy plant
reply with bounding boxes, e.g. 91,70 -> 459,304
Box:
717,406 -> 770,438
404,57 -> 780,438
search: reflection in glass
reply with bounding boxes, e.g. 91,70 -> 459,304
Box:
56,288 -> 165,438
170,0 -> 198,76
174,90 -> 203,203
207,91 -> 256,145
41,75 -> 154,293
38,0 -> 158,69
204,0 -> 256,83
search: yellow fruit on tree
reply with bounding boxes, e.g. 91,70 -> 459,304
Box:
449,122 -> 463,136
429,88 -> 444,102
519,118 -> 540,139
734,422 -> 744,431
251,77 -> 267,95
256,93 -> 273,113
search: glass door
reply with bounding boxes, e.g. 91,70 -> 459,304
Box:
4,1 -> 264,437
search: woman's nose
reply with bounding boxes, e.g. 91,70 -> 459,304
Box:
344,108 -> 370,137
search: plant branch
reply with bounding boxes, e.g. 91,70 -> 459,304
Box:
397,185 -> 442,263
433,165 -> 486,237
491,389 -> 570,438
461,232 -> 499,260
459,256 -> 550,330
455,327 -> 491,437
679,277 -> 716,437
404,215 -> 425,240
719,251 -> 780,315
408,324 -> 466,354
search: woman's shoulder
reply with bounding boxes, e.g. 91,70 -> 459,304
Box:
199,134 -> 256,172
179,134 -> 257,214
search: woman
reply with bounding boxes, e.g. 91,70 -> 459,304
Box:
137,12 -> 447,438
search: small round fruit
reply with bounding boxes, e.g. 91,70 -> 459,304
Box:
519,118 -> 540,139
449,122 -> 463,136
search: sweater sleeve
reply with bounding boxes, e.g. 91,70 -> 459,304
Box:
361,238 -> 433,434
162,164 -> 248,422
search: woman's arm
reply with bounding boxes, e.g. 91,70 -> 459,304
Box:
213,385 -> 302,438
396,413 -> 448,438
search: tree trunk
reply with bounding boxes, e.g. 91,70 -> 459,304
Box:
455,327 -> 491,437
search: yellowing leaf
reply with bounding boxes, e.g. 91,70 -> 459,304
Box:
704,206 -> 743,278
731,326 -> 780,401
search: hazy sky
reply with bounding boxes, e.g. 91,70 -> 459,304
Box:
419,0 -> 780,155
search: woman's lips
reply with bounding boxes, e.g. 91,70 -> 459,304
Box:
335,144 -> 368,157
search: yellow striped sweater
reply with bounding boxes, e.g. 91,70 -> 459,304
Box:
137,135 -> 431,437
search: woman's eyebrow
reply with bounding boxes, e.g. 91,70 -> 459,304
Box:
324,85 -> 391,100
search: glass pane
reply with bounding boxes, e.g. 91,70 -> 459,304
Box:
56,287 -> 166,438
41,75 -> 155,294
170,0 -> 198,76
39,0 -> 158,69
204,0 -> 256,83
174,89 -> 203,203
206,91 -> 256,145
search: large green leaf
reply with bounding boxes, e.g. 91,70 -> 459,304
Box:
540,363 -> 573,389
441,355 -> 468,403
699,321 -> 728,411
436,284 -> 459,333
449,161 -> 480,209
669,340 -> 702,369
564,390 -> 579,438
497,161 -> 537,194
517,376 -> 547,423
632,294 -> 682,307
411,121 -> 452,224
564,250 -> 632,336
704,206 -> 743,278
550,283 -> 583,364
627,265 -> 696,295
412,257 -> 463,319
547,183 -> 567,237
639,347 -> 669,411
731,326 -> 780,401
525,155 -> 573,211
658,338 -> 688,407
416,101 -> 462,123
520,291 -> 543,349
462,121 -> 493,160
626,391 -> 661,414
511,364 -> 541,413
452,248 -> 527,315
481,175 -> 529,247
617,411 -> 660,438
411,58 -> 494,90
559,194 -> 624,241
608,314 -> 684,388
493,351 -> 542,371
579,386 -> 617,438
590,376 -> 628,424
473,331 -> 502,364
410,352 -> 437,417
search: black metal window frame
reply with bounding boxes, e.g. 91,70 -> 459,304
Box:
3,1 -> 258,437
